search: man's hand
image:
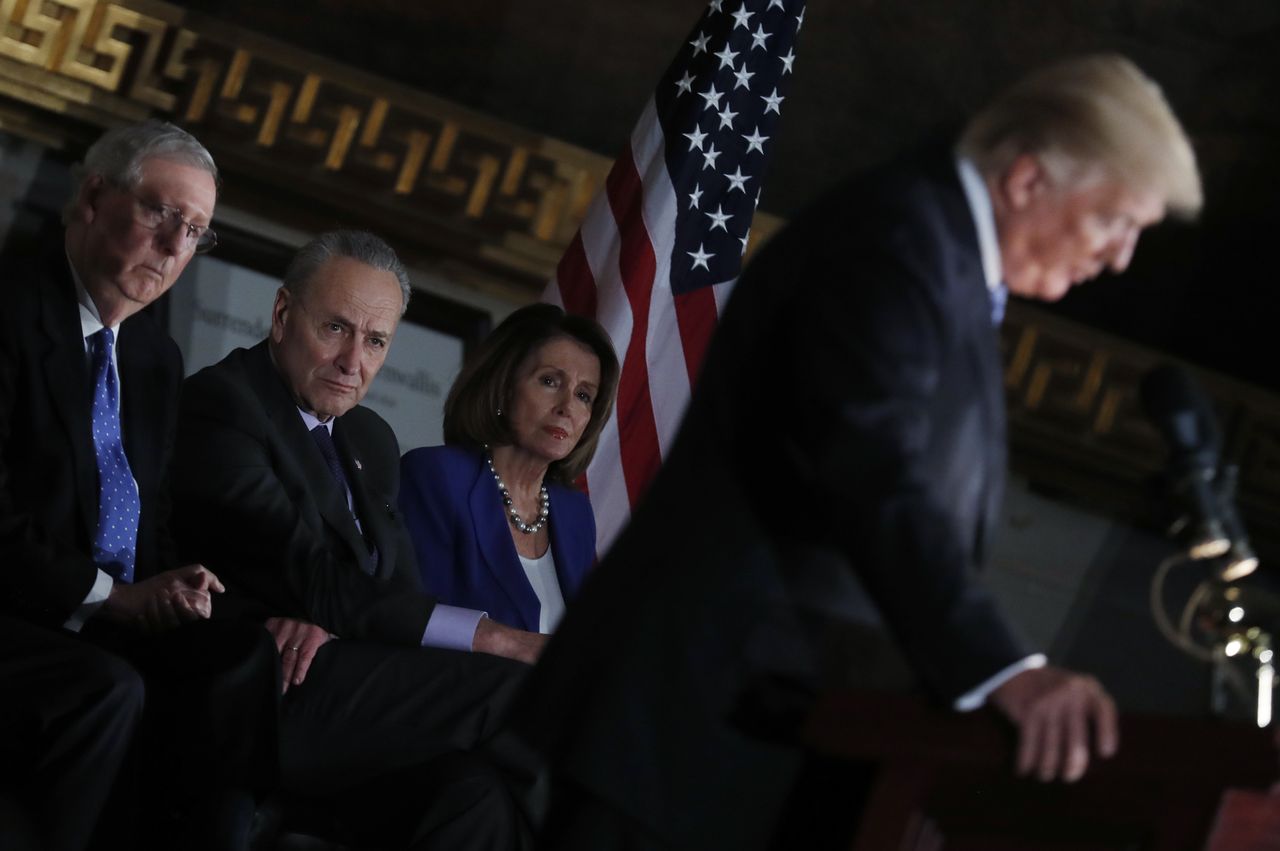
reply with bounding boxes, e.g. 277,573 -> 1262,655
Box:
989,665 -> 1119,783
100,564 -> 225,633
472,616 -> 547,665
264,617 -> 333,694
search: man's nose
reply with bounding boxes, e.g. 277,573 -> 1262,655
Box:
335,338 -> 361,374
156,223 -> 185,256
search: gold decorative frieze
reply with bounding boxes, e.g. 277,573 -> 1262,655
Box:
0,0 -> 782,280
0,0 -> 691,279
1001,309 -> 1165,467
1001,303 -> 1280,555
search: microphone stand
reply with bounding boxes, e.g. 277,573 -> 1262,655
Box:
1151,553 -> 1275,726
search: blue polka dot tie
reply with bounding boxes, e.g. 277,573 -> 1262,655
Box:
88,328 -> 139,583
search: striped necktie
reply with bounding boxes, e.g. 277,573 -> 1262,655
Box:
310,424 -> 379,574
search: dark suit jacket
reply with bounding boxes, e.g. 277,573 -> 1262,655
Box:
518,148 -> 1029,848
171,341 -> 434,645
0,244 -> 180,624
399,444 -> 596,633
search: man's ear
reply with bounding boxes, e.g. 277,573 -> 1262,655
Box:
73,175 -> 107,224
269,287 -> 290,344
998,153 -> 1048,211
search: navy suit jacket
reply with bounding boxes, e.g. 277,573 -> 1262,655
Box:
172,341 -> 434,645
518,147 -> 1028,849
0,242 -> 180,623
399,444 -> 595,633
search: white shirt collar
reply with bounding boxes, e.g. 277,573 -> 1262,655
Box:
953,154 -> 1003,294
298,408 -> 333,434
67,253 -> 120,342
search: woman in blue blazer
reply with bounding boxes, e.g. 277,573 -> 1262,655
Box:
400,305 -> 619,633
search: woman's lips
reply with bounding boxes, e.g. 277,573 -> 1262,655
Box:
544,426 -> 569,440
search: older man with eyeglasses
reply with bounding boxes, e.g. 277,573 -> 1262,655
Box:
0,120 -> 277,851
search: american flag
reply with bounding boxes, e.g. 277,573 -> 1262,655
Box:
545,0 -> 806,554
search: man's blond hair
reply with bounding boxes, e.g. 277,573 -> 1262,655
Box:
958,54 -> 1201,217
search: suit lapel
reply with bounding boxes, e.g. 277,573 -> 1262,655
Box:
468,456 -> 539,629
117,320 -> 159,503
932,154 -> 1008,562
546,487 -> 584,600
333,422 -> 398,579
37,259 -> 97,542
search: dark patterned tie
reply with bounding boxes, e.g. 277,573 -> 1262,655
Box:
310,424 -> 379,573
88,328 -> 139,583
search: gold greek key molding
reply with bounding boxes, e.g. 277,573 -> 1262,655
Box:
1001,303 -> 1280,556
0,0 -> 792,284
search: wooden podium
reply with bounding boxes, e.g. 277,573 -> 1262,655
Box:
802,691 -> 1277,851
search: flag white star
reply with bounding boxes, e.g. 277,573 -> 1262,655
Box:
739,228 -> 751,254
761,87 -> 784,114
705,204 -> 732,232
689,183 -> 704,210
725,166 -> 750,193
709,0 -> 725,12
675,72 -> 695,95
699,82 -> 724,110
701,144 -> 722,170
684,125 -> 708,151
731,6 -> 753,30
795,6 -> 805,31
713,43 -> 738,70
690,32 -> 711,55
742,126 -> 769,154
716,105 -> 738,130
780,47 -> 796,74
732,62 -> 755,90
688,243 -> 714,271
767,0 -> 784,9
750,24 -> 771,51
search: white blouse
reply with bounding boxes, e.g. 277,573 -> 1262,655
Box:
518,548 -> 566,634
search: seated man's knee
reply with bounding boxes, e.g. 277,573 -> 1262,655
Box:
75,646 -> 145,728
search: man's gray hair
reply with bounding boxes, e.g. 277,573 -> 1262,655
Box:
63,119 -> 217,223
959,53 -> 1202,218
283,230 -> 412,315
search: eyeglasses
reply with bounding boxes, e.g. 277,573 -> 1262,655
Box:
126,191 -> 218,254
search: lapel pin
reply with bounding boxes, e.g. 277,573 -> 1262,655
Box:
354,458 -> 363,471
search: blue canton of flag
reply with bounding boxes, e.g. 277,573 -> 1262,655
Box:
658,0 -> 805,295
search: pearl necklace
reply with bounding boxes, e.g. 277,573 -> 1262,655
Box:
485,451 -> 549,534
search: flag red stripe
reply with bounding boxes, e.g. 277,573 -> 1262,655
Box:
605,147 -> 663,506
672,285 -> 718,387
554,231 -> 599,318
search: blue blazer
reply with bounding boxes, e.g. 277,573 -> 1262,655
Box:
399,444 -> 596,632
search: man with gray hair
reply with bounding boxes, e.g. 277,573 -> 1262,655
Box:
0,120 -> 277,851
518,54 -> 1202,849
173,229 -> 543,850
